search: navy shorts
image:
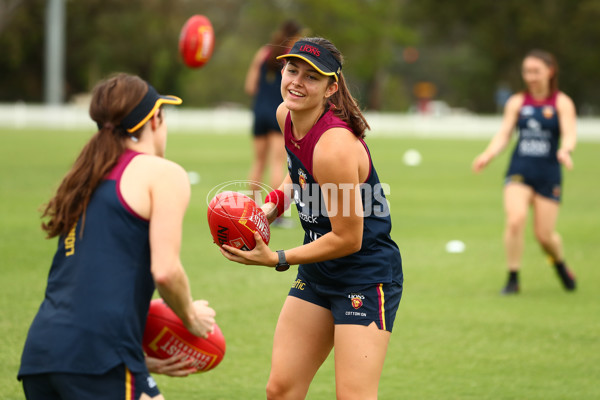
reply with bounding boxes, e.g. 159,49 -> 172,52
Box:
252,107 -> 281,137
504,156 -> 562,202
21,364 -> 160,400
505,172 -> 562,201
288,271 -> 402,332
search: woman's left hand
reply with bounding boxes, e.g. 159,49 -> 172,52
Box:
145,353 -> 197,377
557,148 -> 574,170
220,232 -> 278,267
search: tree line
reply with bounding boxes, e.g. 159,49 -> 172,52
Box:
2,0 -> 599,114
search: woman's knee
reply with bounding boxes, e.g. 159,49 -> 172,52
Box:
266,372 -> 311,400
265,377 -> 293,400
505,213 -> 527,235
265,380 -> 281,400
534,228 -> 555,248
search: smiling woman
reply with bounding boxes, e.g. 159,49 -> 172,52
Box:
218,37 -> 403,400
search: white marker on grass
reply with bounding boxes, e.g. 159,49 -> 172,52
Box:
187,171 -> 201,185
403,149 -> 422,166
445,240 -> 466,253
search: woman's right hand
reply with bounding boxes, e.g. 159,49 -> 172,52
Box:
472,153 -> 492,173
185,300 -> 216,338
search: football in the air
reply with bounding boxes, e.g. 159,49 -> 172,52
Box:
179,15 -> 214,68
207,191 -> 270,250
142,299 -> 225,373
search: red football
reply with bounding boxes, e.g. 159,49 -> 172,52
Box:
207,191 -> 270,250
179,15 -> 215,68
142,299 -> 225,373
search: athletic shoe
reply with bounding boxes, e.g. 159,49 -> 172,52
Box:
554,264 -> 576,291
501,281 -> 520,295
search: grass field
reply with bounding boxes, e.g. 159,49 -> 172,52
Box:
1,127 -> 599,399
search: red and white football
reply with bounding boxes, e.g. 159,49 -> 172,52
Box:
142,299 -> 225,373
207,191 -> 270,250
179,15 -> 215,68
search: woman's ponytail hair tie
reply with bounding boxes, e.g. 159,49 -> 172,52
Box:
96,121 -> 116,131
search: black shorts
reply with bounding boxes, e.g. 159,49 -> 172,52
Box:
288,271 -> 402,332
252,107 -> 281,137
21,364 -> 160,400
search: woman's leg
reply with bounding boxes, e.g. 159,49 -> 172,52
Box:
532,195 -> 576,290
502,183 -> 534,292
333,322 -> 391,400
532,194 -> 562,260
266,297 -> 335,400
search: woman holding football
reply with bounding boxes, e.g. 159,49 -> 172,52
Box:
472,49 -> 577,294
18,73 -> 216,399
221,37 -> 403,400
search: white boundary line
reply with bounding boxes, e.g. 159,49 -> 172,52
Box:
1,104 -> 599,141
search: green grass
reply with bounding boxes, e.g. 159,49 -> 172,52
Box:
1,127 -> 599,399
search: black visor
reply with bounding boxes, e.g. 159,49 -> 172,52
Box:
119,84 -> 182,133
276,40 -> 342,81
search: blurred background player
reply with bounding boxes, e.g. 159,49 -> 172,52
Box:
222,37 -> 403,400
18,73 -> 216,399
244,20 -> 302,227
472,49 -> 577,294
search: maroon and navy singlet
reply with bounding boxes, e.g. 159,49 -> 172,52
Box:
19,150 -> 159,397
506,91 -> 563,201
284,109 -> 403,331
284,109 -> 403,286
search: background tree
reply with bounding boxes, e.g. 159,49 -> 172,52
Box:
1,0 -> 599,113
403,0 -> 600,113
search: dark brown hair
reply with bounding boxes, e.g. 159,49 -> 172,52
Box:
525,49 -> 559,93
302,37 -> 370,138
265,20 -> 303,71
41,73 -> 147,238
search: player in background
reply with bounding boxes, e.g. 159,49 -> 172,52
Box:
18,73 -> 216,399
221,37 -> 403,400
244,19 -> 302,226
472,49 -> 577,294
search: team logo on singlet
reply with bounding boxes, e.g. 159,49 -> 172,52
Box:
520,105 -> 535,117
542,106 -> 555,119
349,293 -> 365,309
298,168 -> 307,189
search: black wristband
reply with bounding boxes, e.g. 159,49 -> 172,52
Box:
275,250 -> 290,272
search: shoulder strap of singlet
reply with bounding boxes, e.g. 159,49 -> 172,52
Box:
105,149 -> 147,221
106,149 -> 140,181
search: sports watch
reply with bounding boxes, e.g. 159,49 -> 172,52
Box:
275,250 -> 290,272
